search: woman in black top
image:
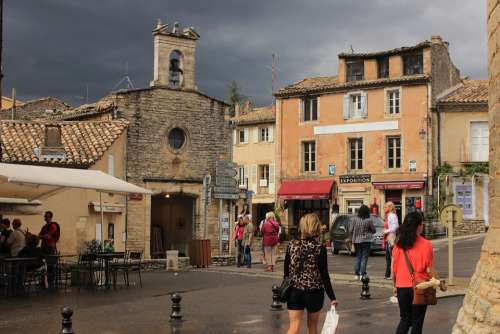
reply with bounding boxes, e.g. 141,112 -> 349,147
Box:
284,213 -> 337,334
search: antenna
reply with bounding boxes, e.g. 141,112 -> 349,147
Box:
112,62 -> 135,91
264,53 -> 279,105
74,84 -> 89,104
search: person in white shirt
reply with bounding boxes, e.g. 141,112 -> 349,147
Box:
6,219 -> 26,257
383,202 -> 399,279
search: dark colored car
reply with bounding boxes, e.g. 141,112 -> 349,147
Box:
330,214 -> 384,255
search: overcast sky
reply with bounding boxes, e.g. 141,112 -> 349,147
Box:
3,0 -> 487,107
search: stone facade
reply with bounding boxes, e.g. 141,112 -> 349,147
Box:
0,97 -> 71,120
452,1 -> 500,332
108,87 -> 230,258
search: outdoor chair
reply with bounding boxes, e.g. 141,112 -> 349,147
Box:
74,253 -> 99,290
121,251 -> 143,288
110,252 -> 129,289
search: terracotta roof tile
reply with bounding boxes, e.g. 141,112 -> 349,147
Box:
438,80 -> 488,104
230,106 -> 275,125
275,74 -> 429,97
0,120 -> 127,167
43,99 -> 116,121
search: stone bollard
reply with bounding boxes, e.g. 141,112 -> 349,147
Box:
170,293 -> 183,320
60,307 -> 75,334
270,285 -> 283,311
360,275 -> 371,300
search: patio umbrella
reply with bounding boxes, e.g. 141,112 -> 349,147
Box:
0,163 -> 152,243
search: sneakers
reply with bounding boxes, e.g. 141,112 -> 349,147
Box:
354,275 -> 360,281
384,276 -> 392,280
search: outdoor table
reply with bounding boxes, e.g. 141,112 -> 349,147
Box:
43,254 -> 77,289
0,257 -> 39,296
95,252 -> 125,289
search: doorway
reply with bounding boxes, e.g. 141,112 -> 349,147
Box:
151,193 -> 195,258
385,190 -> 402,224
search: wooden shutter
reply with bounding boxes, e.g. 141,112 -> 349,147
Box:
268,126 -> 274,142
243,128 -> 249,143
470,122 -> 488,161
343,95 -> 350,120
107,154 -> 114,176
250,164 -> 258,192
361,92 -> 368,118
299,99 -> 304,122
232,129 -> 237,145
253,127 -> 259,143
244,165 -> 249,187
269,164 -> 275,194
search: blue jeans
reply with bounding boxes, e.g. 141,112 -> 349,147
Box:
243,245 -> 252,268
354,242 -> 371,276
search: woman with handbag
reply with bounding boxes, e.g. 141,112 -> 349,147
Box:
392,211 -> 434,334
284,213 -> 337,334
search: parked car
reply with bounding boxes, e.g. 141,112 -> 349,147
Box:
330,214 -> 384,255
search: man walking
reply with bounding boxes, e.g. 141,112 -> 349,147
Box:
39,211 -> 60,288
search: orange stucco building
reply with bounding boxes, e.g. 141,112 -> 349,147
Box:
275,36 -> 461,231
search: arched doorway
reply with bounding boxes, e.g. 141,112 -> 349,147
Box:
150,193 -> 194,258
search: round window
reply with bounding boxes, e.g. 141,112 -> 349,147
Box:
168,128 -> 186,150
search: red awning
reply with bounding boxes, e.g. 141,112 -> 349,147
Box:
372,181 -> 425,190
278,179 -> 335,200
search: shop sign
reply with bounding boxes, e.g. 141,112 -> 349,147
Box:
328,164 -> 336,176
339,174 -> 371,184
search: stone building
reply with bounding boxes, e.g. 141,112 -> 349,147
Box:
436,80 -> 489,235
0,119 -> 128,254
231,104 -> 276,223
274,36 -> 461,233
33,21 -> 233,259
453,1 -> 500,332
0,97 -> 71,120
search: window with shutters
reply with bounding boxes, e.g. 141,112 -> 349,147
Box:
259,127 -> 269,142
303,141 -> 316,173
346,60 -> 364,81
348,138 -> 363,170
386,88 -> 401,115
238,128 -> 248,144
302,97 -> 318,122
470,121 -> 488,162
258,164 -> 270,193
238,166 -> 247,187
387,136 -> 402,169
343,92 -> 367,120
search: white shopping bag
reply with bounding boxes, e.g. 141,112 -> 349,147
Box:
321,305 -> 339,334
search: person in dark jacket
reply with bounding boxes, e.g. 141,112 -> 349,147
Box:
284,213 -> 338,334
348,204 -> 376,280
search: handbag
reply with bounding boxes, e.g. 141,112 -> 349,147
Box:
403,250 -> 437,305
278,276 -> 292,302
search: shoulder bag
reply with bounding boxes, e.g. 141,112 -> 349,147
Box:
403,249 -> 437,305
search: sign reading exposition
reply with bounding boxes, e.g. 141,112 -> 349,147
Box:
339,174 -> 371,184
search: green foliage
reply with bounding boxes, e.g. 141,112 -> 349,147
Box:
434,163 -> 453,177
462,162 -> 489,175
83,239 -> 102,254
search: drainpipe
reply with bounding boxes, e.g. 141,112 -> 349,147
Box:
436,105 -> 441,166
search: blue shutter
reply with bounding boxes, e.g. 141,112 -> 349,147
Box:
343,95 -> 350,120
361,92 -> 368,118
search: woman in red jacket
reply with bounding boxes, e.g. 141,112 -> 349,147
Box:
261,211 -> 280,272
392,212 -> 434,334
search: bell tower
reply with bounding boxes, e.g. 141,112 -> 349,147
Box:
151,20 -> 200,90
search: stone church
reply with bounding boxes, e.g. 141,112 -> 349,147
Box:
57,21 -> 233,258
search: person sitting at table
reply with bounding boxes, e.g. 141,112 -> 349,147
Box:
0,218 -> 13,253
103,239 -> 115,253
6,219 -> 26,257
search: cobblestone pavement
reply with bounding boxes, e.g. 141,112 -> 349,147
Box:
0,270 -> 464,334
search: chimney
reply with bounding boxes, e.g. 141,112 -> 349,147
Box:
41,124 -> 66,159
235,103 -> 240,116
244,100 -> 252,113
431,35 -> 443,44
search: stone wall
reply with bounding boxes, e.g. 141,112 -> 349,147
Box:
430,39 -> 462,106
453,220 -> 486,237
453,1 -> 500,332
109,87 -> 231,258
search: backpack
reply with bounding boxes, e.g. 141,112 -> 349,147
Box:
51,222 -> 61,242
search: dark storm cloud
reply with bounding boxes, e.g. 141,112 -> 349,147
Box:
3,0 -> 486,107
